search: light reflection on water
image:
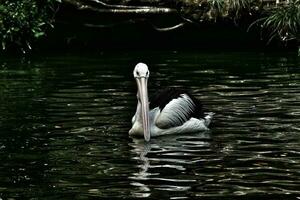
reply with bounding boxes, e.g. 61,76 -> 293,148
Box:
129,133 -> 212,198
0,51 -> 299,199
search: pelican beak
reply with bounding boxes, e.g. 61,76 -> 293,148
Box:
136,77 -> 150,141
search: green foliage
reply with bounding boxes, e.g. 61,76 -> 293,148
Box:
249,0 -> 300,44
228,0 -> 254,17
206,0 -> 227,20
207,0 -> 226,12
184,0 -> 257,22
1,0 -> 298,51
0,0 -> 57,53
181,0 -> 299,45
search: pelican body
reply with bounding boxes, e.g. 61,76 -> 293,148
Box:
129,63 -> 213,141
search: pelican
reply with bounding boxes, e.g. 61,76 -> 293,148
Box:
129,63 -> 214,141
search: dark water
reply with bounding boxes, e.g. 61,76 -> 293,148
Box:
0,51 -> 299,199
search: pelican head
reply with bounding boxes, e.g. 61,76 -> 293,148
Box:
134,63 -> 150,141
133,63 -> 150,78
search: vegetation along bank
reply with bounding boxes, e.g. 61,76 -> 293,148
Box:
0,0 -> 299,53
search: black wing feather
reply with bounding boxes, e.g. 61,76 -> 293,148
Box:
150,87 -> 205,120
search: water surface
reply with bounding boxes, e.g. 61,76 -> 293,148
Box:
0,51 -> 299,199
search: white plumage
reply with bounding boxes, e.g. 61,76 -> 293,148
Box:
155,94 -> 196,128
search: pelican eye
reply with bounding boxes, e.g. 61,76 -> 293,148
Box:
136,71 -> 140,76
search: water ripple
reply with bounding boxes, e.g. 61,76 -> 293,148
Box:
0,52 -> 299,199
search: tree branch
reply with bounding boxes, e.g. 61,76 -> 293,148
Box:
83,19 -> 186,32
83,19 -> 138,28
62,0 -> 190,32
79,6 -> 177,14
150,22 -> 186,31
64,0 -> 177,14
87,0 -> 164,9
